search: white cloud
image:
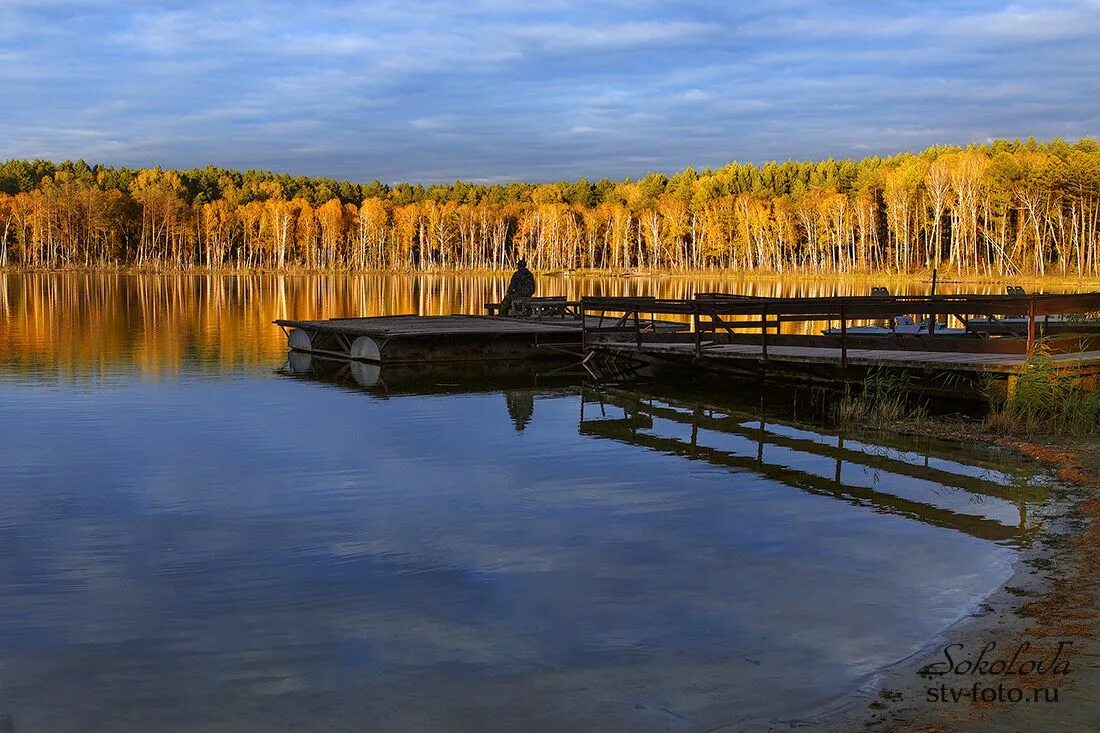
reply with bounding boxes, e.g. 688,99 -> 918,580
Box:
0,0 -> 1096,181
513,20 -> 717,51
409,116 -> 459,130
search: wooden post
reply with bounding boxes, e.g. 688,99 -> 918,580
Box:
1027,299 -> 1036,354
580,303 -> 587,352
928,271 -> 938,335
839,300 -> 848,369
690,406 -> 700,454
757,418 -> 765,463
835,435 -> 844,484
693,309 -> 701,356
761,302 -> 768,361
634,311 -> 641,349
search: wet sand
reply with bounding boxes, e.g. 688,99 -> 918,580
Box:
785,440 -> 1100,733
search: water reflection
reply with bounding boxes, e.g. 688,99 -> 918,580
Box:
578,384 -> 1046,546
262,362 -> 1047,730
283,363 -> 1048,550
282,351 -> 577,395
2,272 -> 1084,380
504,390 -> 535,431
0,275 -> 1058,731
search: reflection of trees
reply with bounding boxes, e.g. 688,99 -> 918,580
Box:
1,272 -> 1040,379
504,390 -> 535,432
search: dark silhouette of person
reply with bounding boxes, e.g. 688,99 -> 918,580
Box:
500,258 -> 536,316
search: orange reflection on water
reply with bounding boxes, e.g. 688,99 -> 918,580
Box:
0,272 -> 1080,378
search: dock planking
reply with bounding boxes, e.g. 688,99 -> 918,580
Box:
279,314 -> 587,337
594,341 -> 1100,376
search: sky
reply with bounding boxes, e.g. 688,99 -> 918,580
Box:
1,0 -> 1099,184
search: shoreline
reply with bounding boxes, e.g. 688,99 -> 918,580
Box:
786,433 -> 1099,732
3,266 -> 1100,287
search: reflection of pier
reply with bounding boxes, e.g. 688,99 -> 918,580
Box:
279,356 -> 1043,544
279,351 -> 581,395
581,387 -> 1043,543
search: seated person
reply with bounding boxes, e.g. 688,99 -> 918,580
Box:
500,259 -> 536,316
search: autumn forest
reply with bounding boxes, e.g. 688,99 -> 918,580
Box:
2,137 -> 1099,277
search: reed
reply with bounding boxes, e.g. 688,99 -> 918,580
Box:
985,341 -> 1100,437
835,364 -> 928,429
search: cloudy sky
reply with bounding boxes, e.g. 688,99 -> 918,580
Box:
1,0 -> 1098,183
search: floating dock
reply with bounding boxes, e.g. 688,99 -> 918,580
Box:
276,297 -> 684,364
281,349 -> 585,392
275,314 -> 588,363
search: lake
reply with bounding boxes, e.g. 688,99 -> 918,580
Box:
0,272 -> 1058,731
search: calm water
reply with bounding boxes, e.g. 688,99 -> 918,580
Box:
0,273 -> 1058,731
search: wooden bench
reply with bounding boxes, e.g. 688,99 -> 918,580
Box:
485,296 -> 582,319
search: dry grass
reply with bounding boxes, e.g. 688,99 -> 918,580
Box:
835,364 -> 928,430
984,343 -> 1100,438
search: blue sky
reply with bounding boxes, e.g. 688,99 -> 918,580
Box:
1,0 -> 1098,183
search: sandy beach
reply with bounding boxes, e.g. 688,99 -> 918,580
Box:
791,440 -> 1100,732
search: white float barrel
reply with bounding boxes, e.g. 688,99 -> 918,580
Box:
350,335 -> 381,361
288,328 -> 312,351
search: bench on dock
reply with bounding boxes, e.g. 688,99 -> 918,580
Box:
484,296 -> 582,319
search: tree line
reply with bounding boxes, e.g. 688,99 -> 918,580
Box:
1,137 -> 1099,276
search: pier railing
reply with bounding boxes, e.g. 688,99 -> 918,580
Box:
579,292 -> 1100,365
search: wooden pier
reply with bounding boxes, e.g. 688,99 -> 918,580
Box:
580,292 -> 1100,394
281,350 -> 584,393
276,291 -> 1100,393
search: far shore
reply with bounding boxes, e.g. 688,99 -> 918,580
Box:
4,265 -> 1100,288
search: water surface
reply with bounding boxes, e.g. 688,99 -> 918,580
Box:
0,273 -> 1055,731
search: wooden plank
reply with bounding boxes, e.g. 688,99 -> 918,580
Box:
595,340 -> 1100,376
275,314 -> 588,338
